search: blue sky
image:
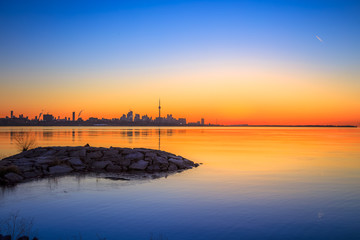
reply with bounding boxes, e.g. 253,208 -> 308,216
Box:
1,0 -> 359,74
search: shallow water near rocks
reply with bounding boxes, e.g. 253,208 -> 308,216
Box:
1,127 -> 360,240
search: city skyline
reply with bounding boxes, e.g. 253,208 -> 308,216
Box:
0,100 -> 208,126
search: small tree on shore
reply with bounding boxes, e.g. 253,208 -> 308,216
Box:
13,132 -> 37,152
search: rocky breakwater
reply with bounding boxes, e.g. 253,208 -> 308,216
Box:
0,146 -> 199,185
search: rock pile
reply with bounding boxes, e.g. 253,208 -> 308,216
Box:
0,146 -> 199,185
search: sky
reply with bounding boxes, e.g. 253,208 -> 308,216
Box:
0,0 -> 359,125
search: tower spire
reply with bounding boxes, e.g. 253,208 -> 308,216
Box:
158,99 -> 161,119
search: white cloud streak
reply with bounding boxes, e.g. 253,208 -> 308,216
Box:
316,35 -> 323,42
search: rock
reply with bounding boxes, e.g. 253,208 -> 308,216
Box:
34,156 -> 55,165
117,158 -> 131,167
103,149 -> 119,157
134,148 -> 153,153
145,151 -> 157,159
92,161 -> 112,169
147,164 -> 161,172
157,151 -> 175,159
152,156 -> 168,165
129,160 -> 149,170
88,151 -> 103,159
55,148 -> 68,156
67,157 -> 83,166
48,165 -> 73,175
42,150 -> 57,157
183,158 -> 195,165
4,172 -> 23,182
23,171 -> 41,178
124,152 -> 144,161
69,149 -> 86,157
1,146 -> 198,185
121,148 -> 135,155
106,164 -> 123,172
168,158 -> 188,169
15,161 -> 34,172
168,163 -> 178,171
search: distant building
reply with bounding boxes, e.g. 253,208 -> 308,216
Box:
43,114 -> 54,122
72,112 -> 75,121
158,99 -> 161,118
141,115 -> 151,122
120,114 -> 127,121
11,111 -> 13,118
127,111 -> 133,122
178,118 -> 186,125
201,118 -> 205,125
134,114 -> 140,122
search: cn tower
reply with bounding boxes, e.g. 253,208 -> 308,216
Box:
158,99 -> 161,118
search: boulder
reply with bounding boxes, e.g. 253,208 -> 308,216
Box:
69,149 -> 86,157
4,172 -> 23,182
88,151 -> 103,159
48,165 -> 73,175
103,149 -> 119,157
55,148 -> 68,156
146,164 -> 161,172
129,160 -> 148,170
116,158 -> 131,167
23,171 -> 41,178
168,163 -> 178,171
42,150 -> 57,157
34,156 -> 55,165
153,156 -> 168,165
121,148 -> 135,155
92,161 -> 112,169
124,152 -> 144,161
145,151 -> 157,159
67,157 -> 83,166
168,158 -> 188,169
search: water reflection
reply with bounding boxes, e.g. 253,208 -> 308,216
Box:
0,127 -> 359,240
0,127 -> 183,157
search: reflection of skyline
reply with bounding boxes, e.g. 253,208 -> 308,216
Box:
4,128 -> 182,150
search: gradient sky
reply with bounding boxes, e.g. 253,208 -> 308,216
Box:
1,0 -> 359,125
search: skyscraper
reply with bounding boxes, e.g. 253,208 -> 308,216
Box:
10,110 -> 13,118
72,112 -> 75,121
158,99 -> 161,119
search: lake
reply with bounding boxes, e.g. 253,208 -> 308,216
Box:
1,127 -> 360,240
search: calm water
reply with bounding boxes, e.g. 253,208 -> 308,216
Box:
1,127 -> 360,240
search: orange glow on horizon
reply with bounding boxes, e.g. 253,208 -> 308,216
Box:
1,59 -> 359,125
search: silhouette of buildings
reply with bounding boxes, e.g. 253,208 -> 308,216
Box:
43,114 -> 54,122
0,101 -> 211,126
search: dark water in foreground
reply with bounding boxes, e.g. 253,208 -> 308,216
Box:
0,127 -> 360,240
